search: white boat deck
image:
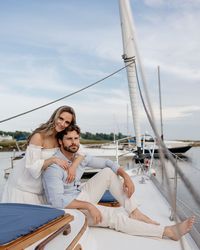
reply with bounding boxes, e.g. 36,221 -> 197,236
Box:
25,209 -> 96,250
2,174 -> 198,250
89,174 -> 199,250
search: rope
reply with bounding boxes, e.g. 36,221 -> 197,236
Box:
0,62 -> 133,124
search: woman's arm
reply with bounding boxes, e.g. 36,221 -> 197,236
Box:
42,157 -> 69,171
66,155 -> 84,183
28,133 -> 52,170
26,133 -> 68,178
66,144 -> 85,183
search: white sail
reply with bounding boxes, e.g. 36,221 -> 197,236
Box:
119,0 -> 141,149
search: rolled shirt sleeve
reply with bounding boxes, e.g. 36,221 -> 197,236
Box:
81,154 -> 120,174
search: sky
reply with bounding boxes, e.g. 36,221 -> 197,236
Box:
0,0 -> 199,140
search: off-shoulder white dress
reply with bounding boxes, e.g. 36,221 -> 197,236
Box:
1,145 -> 59,204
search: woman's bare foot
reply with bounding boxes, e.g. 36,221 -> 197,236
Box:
163,216 -> 195,241
130,208 -> 160,225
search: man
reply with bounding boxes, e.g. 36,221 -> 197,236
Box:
42,125 -> 194,240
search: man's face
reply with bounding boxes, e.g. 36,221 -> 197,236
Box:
59,130 -> 80,153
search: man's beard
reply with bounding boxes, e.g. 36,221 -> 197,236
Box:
63,144 -> 79,153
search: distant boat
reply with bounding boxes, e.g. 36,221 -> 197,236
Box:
155,141 -> 192,155
0,134 -> 13,141
83,141 -> 134,163
129,134 -> 192,157
141,134 -> 192,156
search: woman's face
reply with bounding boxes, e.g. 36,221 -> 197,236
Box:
55,111 -> 73,132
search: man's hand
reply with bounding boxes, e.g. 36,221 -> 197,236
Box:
87,204 -> 102,225
117,167 -> 135,198
66,200 -> 102,225
123,176 -> 135,198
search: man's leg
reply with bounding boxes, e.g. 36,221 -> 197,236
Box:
77,168 -> 137,214
84,205 -> 194,240
84,204 -> 164,238
78,168 -> 159,225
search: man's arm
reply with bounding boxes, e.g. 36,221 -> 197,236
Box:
117,167 -> 135,198
84,155 -> 120,174
42,166 -> 74,209
66,200 -> 102,225
43,165 -> 102,225
84,155 -> 135,198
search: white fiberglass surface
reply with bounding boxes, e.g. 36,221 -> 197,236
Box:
89,175 -> 198,250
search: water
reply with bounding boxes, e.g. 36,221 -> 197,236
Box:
0,151 -> 23,198
154,147 -> 200,213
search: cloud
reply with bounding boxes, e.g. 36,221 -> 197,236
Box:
143,0 -> 200,8
137,11 -> 200,79
0,0 -> 199,140
155,105 -> 200,121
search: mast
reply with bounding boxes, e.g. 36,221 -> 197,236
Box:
119,0 -> 141,150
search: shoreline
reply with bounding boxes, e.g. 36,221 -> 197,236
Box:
0,140 -> 200,152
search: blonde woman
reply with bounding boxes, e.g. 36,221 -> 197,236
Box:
1,106 -> 84,204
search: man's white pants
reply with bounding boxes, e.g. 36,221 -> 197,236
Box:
77,168 -> 164,238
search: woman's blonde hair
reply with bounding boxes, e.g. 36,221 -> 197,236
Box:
28,106 -> 76,143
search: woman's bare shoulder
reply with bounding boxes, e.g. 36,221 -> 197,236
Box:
29,133 -> 44,146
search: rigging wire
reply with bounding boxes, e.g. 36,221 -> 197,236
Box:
122,1 -> 200,211
122,3 -> 198,247
134,62 -> 185,250
134,61 -> 200,208
0,62 -> 133,124
121,6 -> 198,249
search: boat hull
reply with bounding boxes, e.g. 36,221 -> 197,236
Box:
144,145 -> 192,155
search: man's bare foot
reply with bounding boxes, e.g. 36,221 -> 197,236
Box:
163,216 -> 195,241
130,208 -> 160,225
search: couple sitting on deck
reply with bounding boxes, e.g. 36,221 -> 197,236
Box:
1,106 -> 195,241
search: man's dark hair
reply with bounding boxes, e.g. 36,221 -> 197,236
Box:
56,124 -> 81,140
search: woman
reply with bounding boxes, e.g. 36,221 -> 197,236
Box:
1,105 -> 84,204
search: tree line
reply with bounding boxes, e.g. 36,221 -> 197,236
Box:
0,130 -> 127,141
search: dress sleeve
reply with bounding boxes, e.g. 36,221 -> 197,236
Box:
25,144 -> 45,179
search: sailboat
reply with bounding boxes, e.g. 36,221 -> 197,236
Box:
0,1 -> 199,250
139,66 -> 192,157
138,133 -> 192,157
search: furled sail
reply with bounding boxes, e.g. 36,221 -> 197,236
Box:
119,0 -> 141,150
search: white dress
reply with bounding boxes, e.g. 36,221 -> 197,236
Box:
1,144 -> 59,205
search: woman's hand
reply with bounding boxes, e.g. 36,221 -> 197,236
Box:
66,166 -> 76,183
53,157 -> 70,171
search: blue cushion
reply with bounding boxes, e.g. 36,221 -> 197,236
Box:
100,190 -> 117,203
0,203 -> 65,245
